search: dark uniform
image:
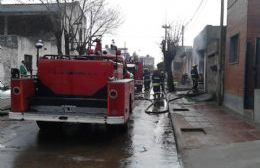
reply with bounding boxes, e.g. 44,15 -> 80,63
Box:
152,70 -> 161,98
160,71 -> 165,92
191,65 -> 199,91
143,70 -> 151,91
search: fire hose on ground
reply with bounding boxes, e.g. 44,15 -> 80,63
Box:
135,89 -> 205,115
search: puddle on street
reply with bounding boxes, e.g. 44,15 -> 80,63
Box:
0,100 -> 180,168
122,100 -> 180,168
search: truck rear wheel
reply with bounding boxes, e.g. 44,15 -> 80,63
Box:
36,121 -> 62,132
119,123 -> 128,132
136,85 -> 142,92
107,123 -> 128,133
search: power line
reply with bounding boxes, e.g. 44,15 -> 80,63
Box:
184,0 -> 205,27
181,0 -> 207,45
188,0 -> 209,28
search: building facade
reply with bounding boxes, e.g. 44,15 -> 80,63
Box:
224,0 -> 260,121
193,25 -> 225,96
140,55 -> 154,71
0,2 -> 85,84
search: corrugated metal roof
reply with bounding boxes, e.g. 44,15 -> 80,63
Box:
0,3 -> 63,14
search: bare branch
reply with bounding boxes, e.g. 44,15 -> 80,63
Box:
16,0 -> 122,55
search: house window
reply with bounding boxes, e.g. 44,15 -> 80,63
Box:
229,34 -> 239,64
24,55 -> 32,72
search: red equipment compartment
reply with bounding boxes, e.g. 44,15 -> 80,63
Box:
134,62 -> 143,81
107,79 -> 134,120
11,79 -> 35,112
38,59 -> 115,96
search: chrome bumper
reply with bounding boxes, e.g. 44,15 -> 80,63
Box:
9,112 -> 125,125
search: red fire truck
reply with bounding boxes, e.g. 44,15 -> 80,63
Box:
9,40 -> 135,131
126,58 -> 143,92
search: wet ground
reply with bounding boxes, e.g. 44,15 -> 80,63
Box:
0,100 -> 180,168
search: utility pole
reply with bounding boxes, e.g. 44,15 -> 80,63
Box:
162,24 -> 170,50
162,24 -> 170,71
181,25 -> 184,47
217,0 -> 225,105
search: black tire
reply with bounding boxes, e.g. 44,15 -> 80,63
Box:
106,123 -> 128,133
136,85 -> 142,92
119,123 -> 128,133
36,121 -> 62,132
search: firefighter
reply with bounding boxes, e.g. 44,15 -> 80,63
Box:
20,60 -> 28,77
143,68 -> 151,91
191,64 -> 199,92
123,66 -> 134,79
160,71 -> 165,92
152,69 -> 161,99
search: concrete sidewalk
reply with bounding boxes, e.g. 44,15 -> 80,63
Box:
0,98 -> 10,114
168,93 -> 260,168
183,140 -> 260,168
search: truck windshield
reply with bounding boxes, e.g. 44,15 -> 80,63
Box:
127,67 -> 135,74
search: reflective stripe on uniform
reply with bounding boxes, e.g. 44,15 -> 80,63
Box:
152,83 -> 160,86
191,73 -> 198,79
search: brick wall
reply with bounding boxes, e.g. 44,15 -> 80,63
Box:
224,0 -> 260,115
224,0 -> 248,113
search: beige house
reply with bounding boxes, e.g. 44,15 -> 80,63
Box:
0,2 -> 86,84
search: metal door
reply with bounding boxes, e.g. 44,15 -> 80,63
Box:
255,38 -> 260,88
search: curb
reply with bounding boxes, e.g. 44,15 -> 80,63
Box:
168,106 -> 185,168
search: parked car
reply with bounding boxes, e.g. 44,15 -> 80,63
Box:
0,81 -> 10,99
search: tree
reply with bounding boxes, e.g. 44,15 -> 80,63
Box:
157,62 -> 164,72
23,0 -> 121,55
161,23 -> 182,92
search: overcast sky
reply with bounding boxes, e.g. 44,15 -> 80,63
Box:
3,0 -> 227,64
104,0 -> 227,64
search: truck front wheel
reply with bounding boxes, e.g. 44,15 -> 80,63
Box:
36,121 -> 62,132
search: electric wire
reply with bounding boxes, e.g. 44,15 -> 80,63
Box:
186,0 -> 209,28
184,0 -> 205,27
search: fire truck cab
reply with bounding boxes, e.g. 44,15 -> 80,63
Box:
126,58 -> 143,92
9,40 -> 135,131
